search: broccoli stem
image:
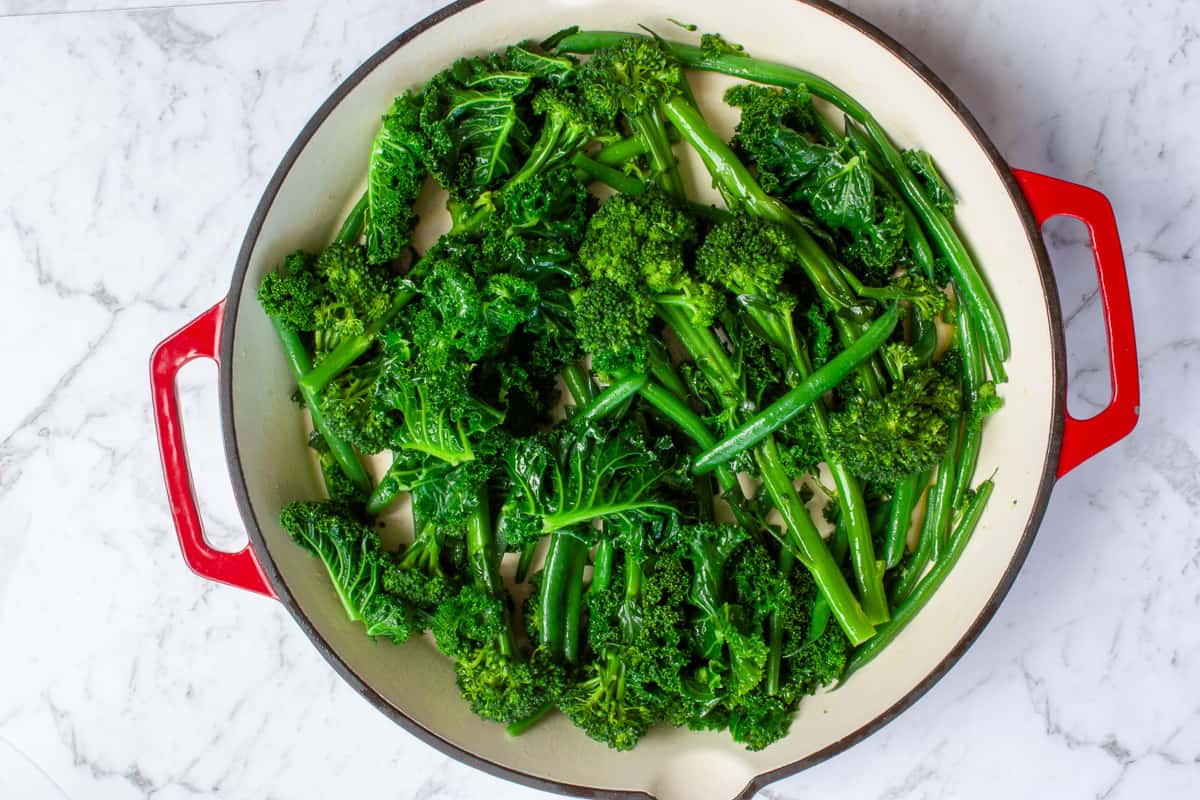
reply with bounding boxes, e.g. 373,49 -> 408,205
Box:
269,318 -> 372,495
829,457 -> 889,625
929,416 -> 965,563
883,469 -> 928,570
573,372 -> 649,424
953,311 -> 987,509
630,107 -> 684,198
592,135 -> 650,166
803,516 -> 849,647
693,304 -> 900,474
890,419 -> 963,604
465,485 -> 517,658
335,191 -> 369,246
505,700 -> 556,737
591,538 -> 615,594
571,153 -> 646,195
539,529 -> 588,661
561,361 -> 596,405
766,546 -> 794,696
757,438 -> 875,645
843,479 -> 994,680
299,285 -> 419,395
561,533 -> 589,664
515,543 -> 538,583
637,380 -> 742,500
647,340 -> 691,400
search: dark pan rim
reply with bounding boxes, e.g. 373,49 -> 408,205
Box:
218,1 -> 1066,798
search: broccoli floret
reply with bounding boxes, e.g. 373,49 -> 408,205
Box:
578,190 -> 699,294
383,493 -> 464,628
827,365 -> 961,485
561,650 -> 655,750
453,642 -> 565,724
258,243 -> 397,348
432,584 -> 507,658
572,279 -> 656,376
726,689 -> 796,751
317,354 -> 392,455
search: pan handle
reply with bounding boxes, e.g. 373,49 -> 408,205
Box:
1013,169 -> 1140,478
150,300 -> 276,598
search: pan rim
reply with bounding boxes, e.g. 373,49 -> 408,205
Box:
217,1 -> 1066,797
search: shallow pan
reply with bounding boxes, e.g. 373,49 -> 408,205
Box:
150,1 -> 1139,798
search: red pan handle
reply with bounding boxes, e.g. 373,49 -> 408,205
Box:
150,301 -> 276,598
1013,169 -> 1139,478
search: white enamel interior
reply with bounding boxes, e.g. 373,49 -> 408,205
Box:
224,1 -> 1057,798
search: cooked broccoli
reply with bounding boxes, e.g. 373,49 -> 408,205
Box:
827,364 -> 962,486
265,27 -> 1008,754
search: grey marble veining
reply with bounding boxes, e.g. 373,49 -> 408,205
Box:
0,1 -> 1196,798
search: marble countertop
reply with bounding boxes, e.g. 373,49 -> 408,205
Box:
1,0 -> 1196,797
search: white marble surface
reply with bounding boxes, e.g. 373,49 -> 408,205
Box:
0,0 -> 1196,798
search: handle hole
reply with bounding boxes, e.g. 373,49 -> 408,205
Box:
176,359 -> 247,553
1045,215 -> 1114,420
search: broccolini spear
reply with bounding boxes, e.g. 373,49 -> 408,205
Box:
432,488 -> 566,725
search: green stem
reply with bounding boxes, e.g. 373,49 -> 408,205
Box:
693,304 -> 900,474
592,135 -> 649,166
655,305 -> 740,397
269,317 -> 371,494
334,192 -> 369,246
766,547 -> 794,695
465,486 -> 515,659
890,420 -> 962,604
647,341 -> 690,400
844,480 -> 994,679
505,700 -> 556,737
953,311 -> 986,509
574,372 -> 648,424
561,362 -> 596,406
591,538 -> 615,595
299,285 -> 418,395
638,381 -> 741,498
561,533 -> 588,665
630,107 -> 684,199
538,533 -> 566,659
515,541 -> 538,583
930,418 -> 965,562
758,438 -> 875,645
571,152 -> 646,195
883,470 -> 927,570
829,457 -> 889,625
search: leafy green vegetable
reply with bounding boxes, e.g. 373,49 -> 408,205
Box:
262,26 -> 1007,754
